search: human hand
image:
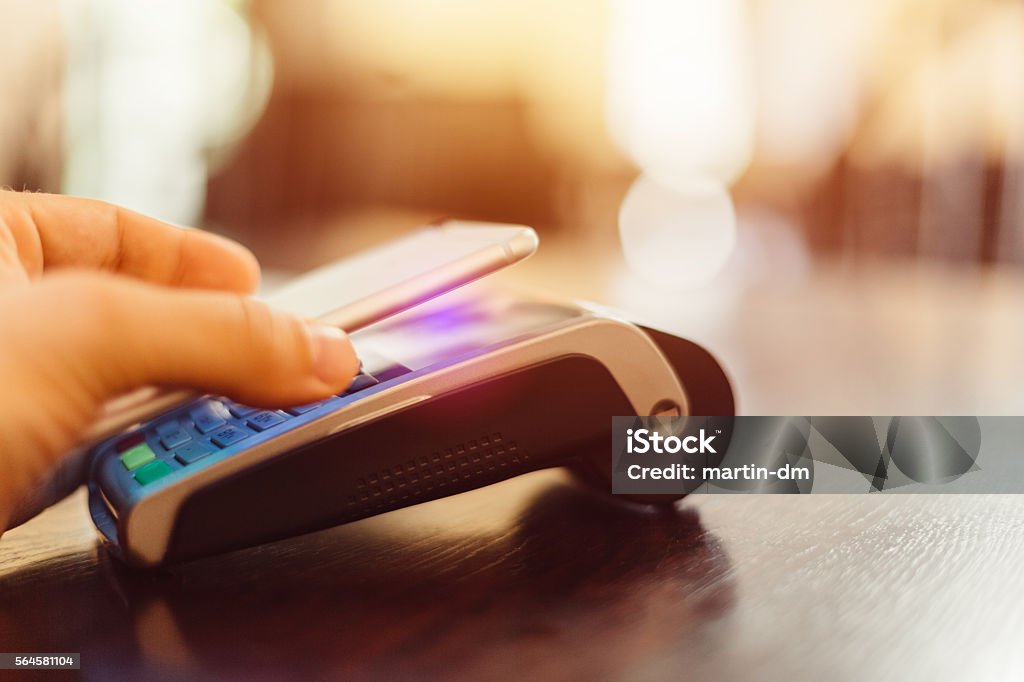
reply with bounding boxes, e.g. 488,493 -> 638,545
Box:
0,191 -> 359,531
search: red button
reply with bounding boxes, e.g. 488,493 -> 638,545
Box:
115,431 -> 146,452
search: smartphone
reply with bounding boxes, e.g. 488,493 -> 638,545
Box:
265,221 -> 538,329
87,221 -> 538,445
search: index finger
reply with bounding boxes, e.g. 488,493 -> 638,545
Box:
0,190 -> 260,293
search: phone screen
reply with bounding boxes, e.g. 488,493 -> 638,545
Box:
353,288 -> 580,372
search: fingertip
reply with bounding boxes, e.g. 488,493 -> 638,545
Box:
307,324 -> 360,390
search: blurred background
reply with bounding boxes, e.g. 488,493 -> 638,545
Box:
4,0 -> 1023,266
2,0 -> 1023,412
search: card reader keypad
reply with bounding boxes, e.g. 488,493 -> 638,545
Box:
113,370 -> 380,486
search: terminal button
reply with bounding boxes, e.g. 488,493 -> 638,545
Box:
285,402 -> 322,415
120,443 -> 156,471
211,426 -> 250,448
155,420 -> 182,439
247,411 -> 286,432
133,460 -> 174,485
344,373 -> 379,394
115,432 -> 146,453
190,404 -> 226,434
175,441 -> 216,465
228,403 -> 260,418
159,426 -> 192,450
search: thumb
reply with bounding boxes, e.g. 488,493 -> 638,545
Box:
36,271 -> 360,409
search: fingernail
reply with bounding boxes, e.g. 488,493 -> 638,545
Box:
308,324 -> 354,386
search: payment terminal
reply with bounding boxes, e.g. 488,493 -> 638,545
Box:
86,226 -> 734,566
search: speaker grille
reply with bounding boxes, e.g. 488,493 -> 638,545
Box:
345,432 -> 527,517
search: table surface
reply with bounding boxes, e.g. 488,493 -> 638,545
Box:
3,222 -> 1024,680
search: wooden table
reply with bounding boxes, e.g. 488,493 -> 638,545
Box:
3,225 -> 1024,680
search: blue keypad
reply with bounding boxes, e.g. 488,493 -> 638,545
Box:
190,403 -> 226,434
123,368 -> 382,479
211,425 -> 250,448
247,411 -> 287,432
175,440 -> 216,465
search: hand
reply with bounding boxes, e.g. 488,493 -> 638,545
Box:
0,191 -> 359,531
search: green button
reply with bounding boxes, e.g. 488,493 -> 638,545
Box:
120,443 -> 156,471
133,460 -> 174,485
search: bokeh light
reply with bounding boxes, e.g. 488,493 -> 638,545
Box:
619,173 -> 737,290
